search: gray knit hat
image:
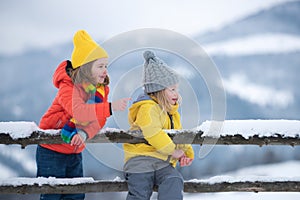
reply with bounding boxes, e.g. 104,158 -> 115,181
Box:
143,51 -> 179,93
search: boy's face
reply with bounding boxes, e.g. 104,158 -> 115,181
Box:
164,84 -> 179,105
91,58 -> 108,84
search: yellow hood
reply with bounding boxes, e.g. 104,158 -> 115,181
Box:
124,94 -> 194,167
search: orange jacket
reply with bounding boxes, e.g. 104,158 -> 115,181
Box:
39,60 -> 111,154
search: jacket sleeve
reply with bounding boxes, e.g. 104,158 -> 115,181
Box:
57,81 -> 111,123
177,144 -> 194,159
186,145 -> 194,159
136,104 -> 176,156
80,120 -> 101,139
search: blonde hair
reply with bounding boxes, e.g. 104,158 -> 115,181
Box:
149,89 -> 181,113
68,60 -> 109,86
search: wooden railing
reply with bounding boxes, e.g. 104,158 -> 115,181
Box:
0,125 -> 300,194
1,128 -> 299,148
1,177 -> 300,194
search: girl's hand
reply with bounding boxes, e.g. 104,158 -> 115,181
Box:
171,149 -> 185,159
71,134 -> 85,148
112,97 -> 131,111
179,155 -> 193,167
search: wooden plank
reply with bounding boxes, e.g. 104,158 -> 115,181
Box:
1,180 -> 300,194
184,181 -> 300,193
0,129 -> 299,148
0,181 -> 128,194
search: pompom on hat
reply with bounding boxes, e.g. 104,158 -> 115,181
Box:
71,30 -> 108,69
143,50 -> 179,93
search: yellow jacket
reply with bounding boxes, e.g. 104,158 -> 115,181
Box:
123,94 -> 194,167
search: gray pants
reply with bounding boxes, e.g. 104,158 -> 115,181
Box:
125,164 -> 184,200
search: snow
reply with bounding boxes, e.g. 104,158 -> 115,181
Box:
0,176 -> 128,187
0,177 -> 95,187
189,175 -> 300,184
0,145 -> 36,175
183,161 -> 300,200
203,33 -> 300,56
1,162 -> 299,186
1,161 -> 299,186
223,73 -> 294,108
0,163 -> 17,178
113,176 -> 122,181
0,119 -> 299,200
0,121 -> 39,139
1,120 -> 299,140
198,119 -> 300,139
0,121 -> 59,139
229,160 -> 300,177
184,192 -> 300,200
188,161 -> 300,184
99,127 -> 125,134
0,161 -> 299,200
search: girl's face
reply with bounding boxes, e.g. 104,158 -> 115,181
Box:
164,84 -> 179,105
91,58 -> 108,84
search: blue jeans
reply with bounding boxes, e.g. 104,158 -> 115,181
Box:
36,145 -> 85,200
125,164 -> 184,200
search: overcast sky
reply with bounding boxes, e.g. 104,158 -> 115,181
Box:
0,0 -> 291,55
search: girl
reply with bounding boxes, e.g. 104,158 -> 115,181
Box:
36,30 -> 130,200
123,51 -> 194,200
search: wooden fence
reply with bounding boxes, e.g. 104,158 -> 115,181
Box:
1,177 -> 300,194
1,128 -> 299,148
0,128 -> 300,194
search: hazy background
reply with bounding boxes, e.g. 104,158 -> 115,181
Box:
1,0 -> 300,199
0,0 -> 291,55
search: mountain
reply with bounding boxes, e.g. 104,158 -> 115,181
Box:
194,0 -> 300,120
0,46 -> 72,123
195,0 -> 300,44
1,1 -> 299,122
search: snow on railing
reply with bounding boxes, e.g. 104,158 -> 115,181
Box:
0,120 -> 299,148
1,120 -> 300,194
1,176 -> 300,194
